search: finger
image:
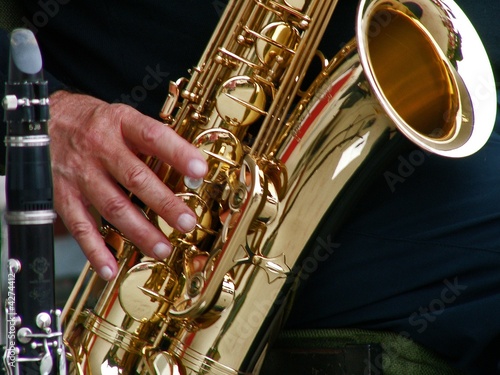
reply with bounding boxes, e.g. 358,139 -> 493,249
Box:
102,130 -> 199,234
119,108 -> 208,178
53,169 -> 120,280
57,196 -> 118,281
80,169 -> 175,261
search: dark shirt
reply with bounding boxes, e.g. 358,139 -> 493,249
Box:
1,1 -> 499,373
19,0 -> 227,117
2,1 -> 497,154
17,0 -> 500,116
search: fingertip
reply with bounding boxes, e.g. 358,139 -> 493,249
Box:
152,242 -> 173,259
99,265 -> 115,281
81,241 -> 118,281
188,158 -> 208,178
177,213 -> 197,232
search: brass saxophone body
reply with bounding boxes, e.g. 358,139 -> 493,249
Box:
62,0 -> 496,374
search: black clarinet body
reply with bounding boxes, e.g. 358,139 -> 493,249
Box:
1,28 -> 65,375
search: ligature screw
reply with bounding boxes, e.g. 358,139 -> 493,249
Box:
2,95 -> 23,110
2,95 -> 48,110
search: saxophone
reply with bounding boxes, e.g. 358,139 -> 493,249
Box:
62,0 -> 496,373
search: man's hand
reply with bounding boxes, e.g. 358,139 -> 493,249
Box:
49,91 -> 207,280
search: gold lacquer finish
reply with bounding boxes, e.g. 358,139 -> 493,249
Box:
357,0 -> 496,156
62,0 -> 496,374
368,10 -> 459,139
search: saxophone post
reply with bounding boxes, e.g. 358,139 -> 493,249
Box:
61,0 -> 496,374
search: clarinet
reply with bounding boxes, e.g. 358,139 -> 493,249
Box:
1,29 -> 65,375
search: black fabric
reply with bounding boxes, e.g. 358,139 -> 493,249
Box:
18,0 -> 226,117
285,126 -> 500,374
14,0 -> 500,115
1,0 -> 226,170
458,0 -> 500,82
0,1 -> 499,373
1,0 -> 498,125
282,5 -> 500,374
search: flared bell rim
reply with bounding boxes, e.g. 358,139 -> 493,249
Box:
356,0 -> 496,157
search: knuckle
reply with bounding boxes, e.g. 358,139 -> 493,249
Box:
157,195 -> 182,218
122,164 -> 151,192
107,102 -> 131,118
141,121 -> 165,144
68,220 -> 95,242
62,217 -> 107,263
130,222 -> 155,244
82,245 -> 102,265
104,103 -> 131,131
100,195 -> 130,220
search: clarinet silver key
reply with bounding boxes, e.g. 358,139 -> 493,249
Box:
1,29 -> 66,375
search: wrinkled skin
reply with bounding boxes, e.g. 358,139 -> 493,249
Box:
49,90 -> 208,280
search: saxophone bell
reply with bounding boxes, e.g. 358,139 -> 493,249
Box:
357,0 -> 496,157
62,0 -> 496,374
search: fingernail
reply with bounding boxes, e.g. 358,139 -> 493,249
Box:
178,213 -> 197,232
188,159 -> 207,177
100,266 -> 114,281
153,242 -> 172,259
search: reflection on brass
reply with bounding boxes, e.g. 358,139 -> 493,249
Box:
216,76 -> 267,126
255,22 -> 300,66
367,9 -> 457,140
62,0 -> 496,374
